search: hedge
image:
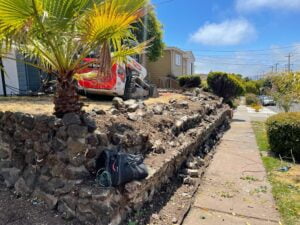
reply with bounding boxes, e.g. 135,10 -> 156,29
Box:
178,75 -> 201,88
245,81 -> 259,94
207,72 -> 245,101
245,93 -> 259,105
266,112 -> 300,161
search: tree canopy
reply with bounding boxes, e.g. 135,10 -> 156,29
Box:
133,10 -> 164,62
270,72 -> 300,112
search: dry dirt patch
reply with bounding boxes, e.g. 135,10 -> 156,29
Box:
274,165 -> 300,189
0,92 -> 186,115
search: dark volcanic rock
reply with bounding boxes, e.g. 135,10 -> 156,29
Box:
67,125 -> 88,139
62,113 -> 81,126
64,165 -> 90,180
82,114 -> 97,132
0,168 -> 21,188
21,114 -> 35,130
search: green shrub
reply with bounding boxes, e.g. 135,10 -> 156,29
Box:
251,103 -> 262,112
207,72 -> 245,101
178,75 -> 201,88
245,81 -> 259,94
225,99 -> 239,109
266,112 -> 300,161
245,93 -> 259,105
201,82 -> 210,92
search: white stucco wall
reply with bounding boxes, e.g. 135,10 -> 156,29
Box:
186,59 -> 194,75
0,51 -> 20,95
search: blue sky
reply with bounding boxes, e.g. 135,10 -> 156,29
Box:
152,0 -> 300,77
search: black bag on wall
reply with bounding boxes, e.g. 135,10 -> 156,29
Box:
96,150 -> 148,187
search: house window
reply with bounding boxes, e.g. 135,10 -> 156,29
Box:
175,54 -> 182,66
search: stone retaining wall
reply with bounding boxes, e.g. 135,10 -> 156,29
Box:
0,111 -> 120,224
0,92 -> 232,225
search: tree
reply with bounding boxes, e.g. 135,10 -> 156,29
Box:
207,72 -> 245,102
244,77 -> 251,82
133,10 -> 164,62
244,81 -> 259,94
270,72 -> 300,112
0,0 -> 150,117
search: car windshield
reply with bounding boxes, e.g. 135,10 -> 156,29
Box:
264,97 -> 273,100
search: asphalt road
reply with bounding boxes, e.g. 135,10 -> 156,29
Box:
267,103 -> 300,113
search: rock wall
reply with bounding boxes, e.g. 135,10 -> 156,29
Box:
0,111 -> 120,224
0,91 -> 232,225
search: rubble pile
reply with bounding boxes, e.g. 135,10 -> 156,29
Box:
0,90 -> 232,225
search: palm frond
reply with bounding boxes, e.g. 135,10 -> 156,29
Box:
0,0 -> 150,78
112,40 -> 150,64
81,0 -> 149,44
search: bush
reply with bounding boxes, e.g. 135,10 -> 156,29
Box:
245,81 -> 259,94
225,99 -> 239,109
266,112 -> 300,161
251,103 -> 262,112
207,72 -> 245,101
178,75 -> 201,88
245,93 -> 259,105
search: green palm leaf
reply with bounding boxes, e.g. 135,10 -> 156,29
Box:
0,0 -> 151,117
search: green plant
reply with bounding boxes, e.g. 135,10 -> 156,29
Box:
240,176 -> 259,182
252,121 -> 300,225
245,93 -> 260,105
201,81 -> 210,92
245,81 -> 259,94
128,221 -> 137,225
266,112 -> 300,161
251,103 -> 262,112
133,11 -> 164,62
225,99 -> 239,109
0,0 -> 150,117
207,72 -> 245,101
252,121 -> 270,152
178,75 -> 201,88
270,73 -> 300,112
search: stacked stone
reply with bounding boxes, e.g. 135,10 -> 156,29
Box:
0,90 -> 232,225
0,111 -> 122,225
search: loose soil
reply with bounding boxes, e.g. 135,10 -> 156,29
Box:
0,93 -> 186,115
0,91 -> 224,225
0,183 -> 80,225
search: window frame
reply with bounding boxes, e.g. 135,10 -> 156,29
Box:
175,54 -> 182,66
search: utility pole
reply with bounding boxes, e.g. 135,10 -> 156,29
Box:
141,2 -> 149,67
286,53 -> 292,73
0,57 -> 7,97
270,65 -> 274,73
275,63 -> 279,73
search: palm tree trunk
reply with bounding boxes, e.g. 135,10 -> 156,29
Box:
53,75 -> 83,118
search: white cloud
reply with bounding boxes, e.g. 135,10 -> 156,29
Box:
190,19 -> 256,46
236,0 -> 300,12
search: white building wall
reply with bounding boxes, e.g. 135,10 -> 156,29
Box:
186,59 -> 193,75
0,51 -> 20,95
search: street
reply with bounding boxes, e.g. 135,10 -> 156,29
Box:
267,103 -> 300,113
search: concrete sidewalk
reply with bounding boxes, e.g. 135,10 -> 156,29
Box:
183,106 -> 280,225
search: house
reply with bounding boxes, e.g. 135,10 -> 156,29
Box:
146,47 -> 195,88
0,51 -> 41,96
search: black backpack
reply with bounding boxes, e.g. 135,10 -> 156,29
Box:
96,150 -> 148,187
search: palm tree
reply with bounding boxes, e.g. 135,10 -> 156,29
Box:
0,0 -> 150,117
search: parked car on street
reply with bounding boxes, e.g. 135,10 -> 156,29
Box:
260,96 -> 276,106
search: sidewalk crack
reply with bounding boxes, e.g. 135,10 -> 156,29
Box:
193,206 -> 279,224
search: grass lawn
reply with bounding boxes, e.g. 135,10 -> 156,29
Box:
252,121 -> 300,225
